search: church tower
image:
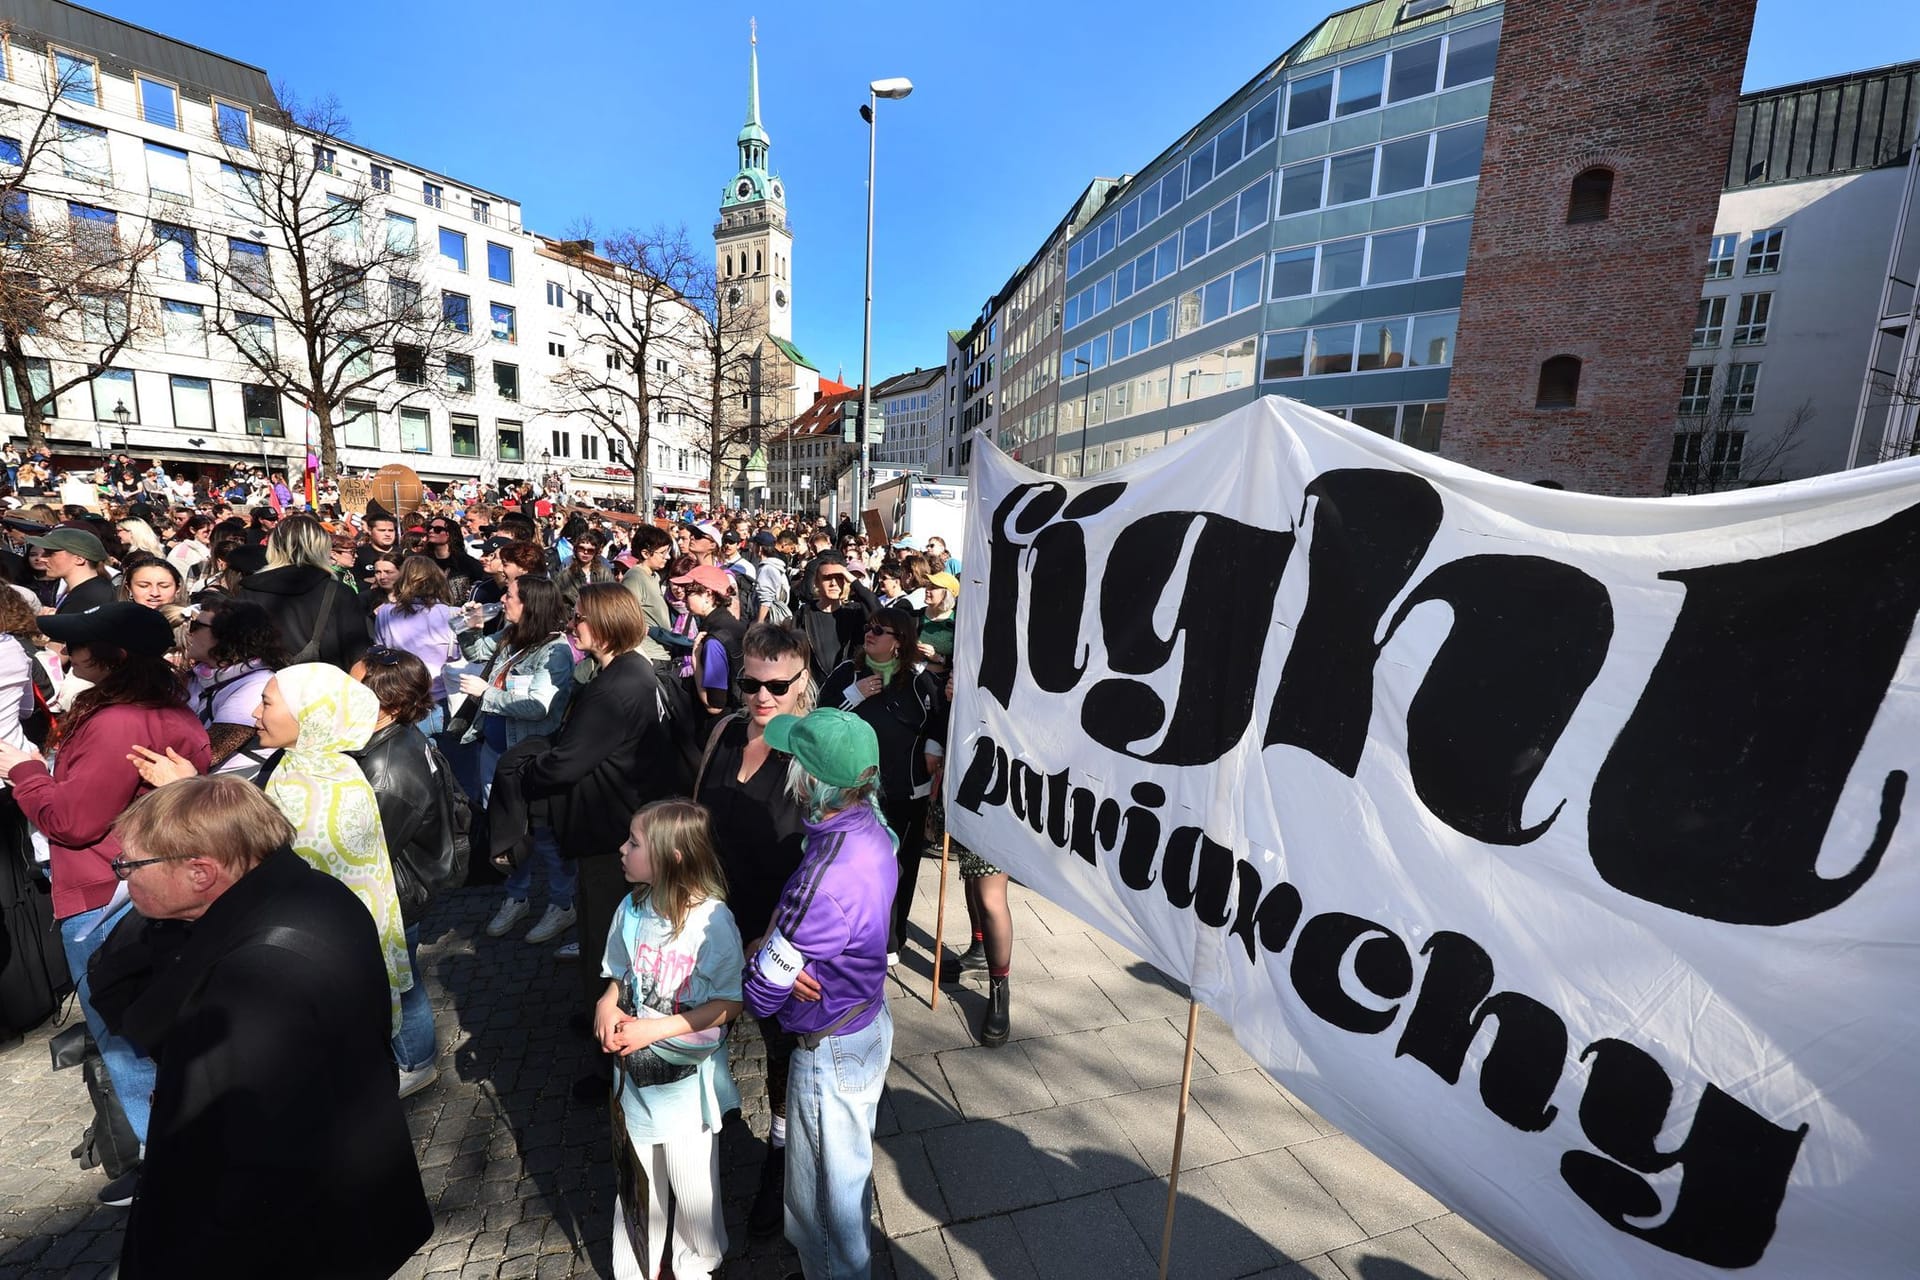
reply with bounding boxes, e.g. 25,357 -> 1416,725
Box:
716,20 -> 792,342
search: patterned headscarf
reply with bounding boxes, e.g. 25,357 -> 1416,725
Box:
263,663 -> 413,1034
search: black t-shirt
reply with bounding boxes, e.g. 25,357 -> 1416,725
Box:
353,542 -> 398,589
695,716 -> 806,943
56,574 -> 118,614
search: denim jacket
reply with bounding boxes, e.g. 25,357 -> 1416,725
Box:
455,630 -> 574,747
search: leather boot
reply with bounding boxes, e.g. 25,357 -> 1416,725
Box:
748,1145 -> 786,1237
981,976 -> 1011,1047
955,940 -> 989,975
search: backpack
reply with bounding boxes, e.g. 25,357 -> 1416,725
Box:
21,646 -> 59,750
760,563 -> 793,625
424,739 -> 472,893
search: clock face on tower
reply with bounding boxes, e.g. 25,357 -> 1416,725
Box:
736,178 -> 754,199
771,181 -> 783,200
775,289 -> 788,308
727,286 -> 743,306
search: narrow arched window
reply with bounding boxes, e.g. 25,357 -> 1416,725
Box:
1537,355 -> 1582,408
755,249 -> 763,274
1568,168 -> 1614,223
724,254 -> 733,277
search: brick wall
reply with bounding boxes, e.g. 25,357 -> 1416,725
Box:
1440,0 -> 1758,494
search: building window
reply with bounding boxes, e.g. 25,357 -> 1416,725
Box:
439,227 -> 467,272
385,213 -> 417,254
1679,365 -> 1713,416
314,144 -> 336,175
1430,119 -> 1486,185
145,142 -> 190,198
53,50 -> 97,105
371,163 -> 391,193
1286,70 -> 1333,130
388,278 -> 421,320
228,238 -> 270,295
242,385 -> 283,437
446,353 -> 474,394
162,299 -> 205,355
0,135 -> 19,168
1567,167 -> 1613,223
1732,292 -> 1772,345
487,242 -> 513,283
1706,233 -> 1737,280
1443,20 -> 1501,87
139,76 -> 179,128
215,102 -> 251,148
170,375 -> 213,432
1536,356 -> 1581,409
342,399 -> 378,448
582,435 -> 600,462
450,413 -> 480,457
1692,297 -> 1726,348
1669,430 -> 1744,492
1,357 -> 52,415
472,199 -> 490,224
551,430 -> 571,458
547,340 -> 565,358
490,302 -> 516,343
1724,362 -> 1761,414
494,362 -> 519,400
155,224 -> 200,282
442,292 -> 471,333
235,313 -> 276,361
423,181 -> 444,209
395,344 -> 425,385
58,119 -> 109,182
399,407 -> 431,453
545,281 -> 565,307
1745,228 -> 1783,275
576,291 -> 595,316
497,421 -> 523,461
91,367 -> 136,422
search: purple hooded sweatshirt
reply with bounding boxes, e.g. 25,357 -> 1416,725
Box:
743,802 -> 898,1038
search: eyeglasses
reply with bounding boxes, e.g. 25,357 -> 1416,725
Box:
866,624 -> 896,638
188,619 -> 212,633
363,645 -> 403,666
111,853 -> 190,880
566,612 -> 585,629
429,526 -> 452,534
738,673 -> 804,696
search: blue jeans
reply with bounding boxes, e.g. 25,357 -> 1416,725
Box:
503,824 -> 574,910
392,922 -> 436,1072
416,702 -> 447,739
784,1003 -> 893,1279
59,903 -> 156,1146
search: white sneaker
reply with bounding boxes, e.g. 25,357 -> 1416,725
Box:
397,1063 -> 439,1099
525,904 -> 577,945
485,898 -> 530,938
554,940 -> 581,961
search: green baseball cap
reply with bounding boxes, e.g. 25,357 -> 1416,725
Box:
26,527 -> 107,562
764,709 -> 879,789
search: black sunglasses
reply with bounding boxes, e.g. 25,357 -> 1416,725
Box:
738,674 -> 803,696
866,624 -> 896,637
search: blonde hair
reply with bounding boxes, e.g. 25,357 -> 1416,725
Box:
628,798 -> 729,937
265,514 -> 333,571
115,775 -> 294,873
117,519 -> 164,558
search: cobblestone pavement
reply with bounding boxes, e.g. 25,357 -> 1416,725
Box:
0,873 -> 1543,1280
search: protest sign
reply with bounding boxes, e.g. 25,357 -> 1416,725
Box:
944,396 -> 1920,1278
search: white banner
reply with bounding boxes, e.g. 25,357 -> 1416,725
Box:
944,397 -> 1920,1279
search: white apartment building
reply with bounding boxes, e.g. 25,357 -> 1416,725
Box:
0,2 -> 712,505
871,365 -> 944,471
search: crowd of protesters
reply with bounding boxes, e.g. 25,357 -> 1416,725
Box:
0,457 -> 993,1280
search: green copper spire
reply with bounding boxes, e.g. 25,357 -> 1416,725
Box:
723,19 -> 776,208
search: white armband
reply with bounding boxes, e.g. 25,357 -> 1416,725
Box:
753,929 -> 807,992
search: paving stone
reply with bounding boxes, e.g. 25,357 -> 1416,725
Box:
1244,1256 -> 1348,1280
1192,1005 -> 1263,1074
942,1214 -> 1039,1280
1014,1027 -> 1137,1105
1011,1098 -> 1152,1199
1414,1214 -> 1547,1280
1289,1134 -> 1448,1237
936,1038 -> 1056,1119
1020,975 -> 1131,1035
1021,931 -> 1121,979
1113,1167 -> 1279,1280
1090,964 -> 1194,1024
887,1225 -> 958,1280
1329,1224 -> 1468,1280
921,1120 -> 1058,1221
1010,1191 -> 1158,1280
885,1053 -> 966,1132
1096,1016 -> 1219,1092
1210,1148 -> 1369,1263
874,1132 -> 950,1237
1191,1068 -> 1321,1155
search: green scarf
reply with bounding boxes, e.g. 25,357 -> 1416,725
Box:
867,654 -> 901,685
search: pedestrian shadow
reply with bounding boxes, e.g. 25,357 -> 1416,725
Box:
415,886 -> 615,1278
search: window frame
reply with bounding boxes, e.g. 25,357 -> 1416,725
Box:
1745,228 -> 1783,275
213,99 -> 252,149
169,375 -> 214,432
50,48 -> 98,106
1692,296 -> 1727,348
1706,233 -> 1738,280
449,412 -> 480,457
397,406 -> 432,454
1724,362 -> 1761,414
487,241 -> 513,284
1732,292 -> 1772,346
242,384 -> 284,437
90,366 -> 137,423
423,181 -> 444,209
370,163 -> 392,193
137,74 -> 180,129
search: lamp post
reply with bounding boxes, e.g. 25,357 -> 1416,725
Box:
857,75 -> 913,520
112,399 -> 130,456
1072,357 -> 1093,477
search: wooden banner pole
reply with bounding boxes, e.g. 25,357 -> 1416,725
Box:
929,832 -> 952,1011
1158,999 -> 1202,1280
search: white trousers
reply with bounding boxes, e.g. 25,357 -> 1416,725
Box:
611,1127 -> 727,1280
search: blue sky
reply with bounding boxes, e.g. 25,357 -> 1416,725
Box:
94,0 -> 1918,382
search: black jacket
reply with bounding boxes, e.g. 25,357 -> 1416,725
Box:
349,722 -> 451,925
118,847 -> 432,1279
794,596 -> 874,685
520,651 -> 681,860
235,564 -> 371,667
821,659 -> 948,817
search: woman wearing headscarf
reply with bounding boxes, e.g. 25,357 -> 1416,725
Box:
132,663 -> 413,1037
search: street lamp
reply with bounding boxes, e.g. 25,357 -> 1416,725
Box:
112,399 -> 130,455
857,75 -> 913,520
1071,357 -> 1094,478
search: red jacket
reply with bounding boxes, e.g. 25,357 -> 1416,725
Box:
11,702 -> 211,919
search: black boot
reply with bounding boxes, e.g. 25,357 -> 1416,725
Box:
981,976 -> 1011,1047
748,1145 -> 786,1237
954,940 -> 989,975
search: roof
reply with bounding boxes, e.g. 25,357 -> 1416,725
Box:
1726,60 -> 1920,189
874,367 -> 944,398
769,386 -> 862,442
769,335 -> 816,372
817,375 -> 853,397
1289,0 -> 1499,67
4,0 -> 278,110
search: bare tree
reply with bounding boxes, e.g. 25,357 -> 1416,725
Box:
202,88 -> 471,479
1869,349 -> 1920,462
548,224 -> 705,512
1666,370 -> 1812,494
0,33 -> 155,451
672,260 -> 764,501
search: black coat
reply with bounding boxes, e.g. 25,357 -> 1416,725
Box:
794,595 -> 874,685
235,564 -> 371,667
118,848 -> 431,1280
349,722 -> 448,925
820,659 -> 948,816
520,651 -> 681,860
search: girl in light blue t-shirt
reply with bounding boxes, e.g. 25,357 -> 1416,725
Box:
596,799 -> 744,1280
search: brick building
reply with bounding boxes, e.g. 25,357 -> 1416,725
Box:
1439,0 -> 1760,493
